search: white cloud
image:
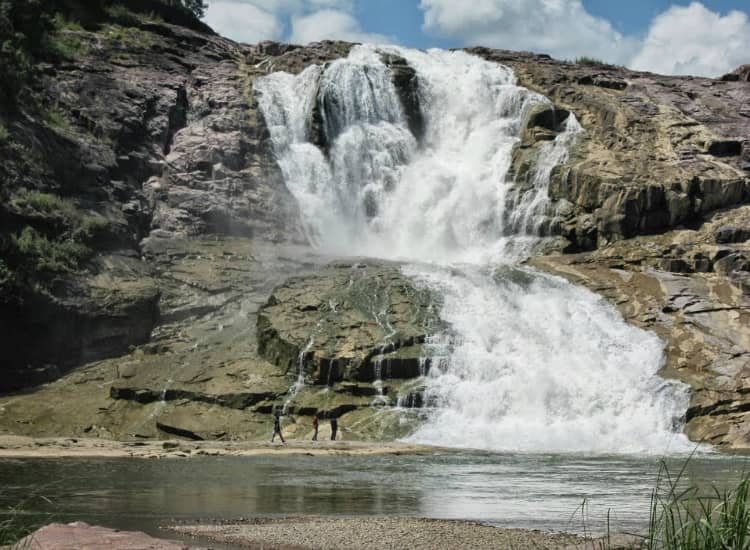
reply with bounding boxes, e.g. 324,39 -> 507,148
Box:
290,9 -> 391,44
630,2 -> 750,77
203,0 -> 372,44
419,0 -> 640,65
203,1 -> 283,43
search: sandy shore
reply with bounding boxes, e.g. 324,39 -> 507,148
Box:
0,435 -> 443,459
170,517 -> 639,550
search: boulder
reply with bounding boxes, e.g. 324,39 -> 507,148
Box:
257,262 -> 442,385
14,522 -> 194,550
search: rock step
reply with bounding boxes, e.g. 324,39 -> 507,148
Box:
110,386 -> 279,409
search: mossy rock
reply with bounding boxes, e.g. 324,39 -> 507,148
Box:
257,261 -> 443,386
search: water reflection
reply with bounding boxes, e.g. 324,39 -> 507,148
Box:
0,453 -> 747,536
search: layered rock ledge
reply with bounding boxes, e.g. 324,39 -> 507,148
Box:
531,206 -> 750,449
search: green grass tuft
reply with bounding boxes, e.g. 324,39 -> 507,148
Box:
49,14 -> 88,59
100,24 -> 160,49
3,191 -> 108,281
576,56 -> 606,66
642,461 -> 750,550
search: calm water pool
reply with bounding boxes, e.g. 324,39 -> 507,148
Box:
1,451 -> 748,539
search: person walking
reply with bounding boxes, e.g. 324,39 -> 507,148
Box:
330,414 -> 338,441
312,414 -> 319,441
271,411 -> 285,443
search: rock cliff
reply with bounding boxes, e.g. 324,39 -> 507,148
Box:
0,4 -> 748,449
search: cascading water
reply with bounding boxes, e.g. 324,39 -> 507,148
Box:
255,45 -> 693,454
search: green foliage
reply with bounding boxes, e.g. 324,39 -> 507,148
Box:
11,226 -> 89,273
46,107 -> 71,131
183,0 -> 207,18
12,191 -> 107,239
105,2 -> 136,22
164,0 -> 207,18
0,491 -> 54,546
49,14 -> 88,59
101,23 -> 159,48
105,4 -> 164,26
52,12 -> 83,32
576,56 -> 606,66
1,191 -> 107,284
0,0 -> 55,107
0,120 -> 8,142
0,510 -> 35,546
642,461 -> 750,550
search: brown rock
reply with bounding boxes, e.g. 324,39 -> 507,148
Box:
14,522 -> 196,550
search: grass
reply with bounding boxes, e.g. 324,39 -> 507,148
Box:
0,121 -> 9,143
0,494 -> 53,547
0,510 -> 35,547
11,226 -> 91,273
581,455 -> 750,550
12,191 -> 108,240
641,460 -> 750,550
45,106 -> 73,133
4,191 -> 108,278
105,4 -> 165,25
100,24 -> 160,49
576,56 -> 607,66
49,14 -> 88,59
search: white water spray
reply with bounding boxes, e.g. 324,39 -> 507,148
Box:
255,45 -> 693,453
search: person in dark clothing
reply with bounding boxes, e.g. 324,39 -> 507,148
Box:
271,411 -> 285,443
330,415 -> 338,441
312,414 -> 319,441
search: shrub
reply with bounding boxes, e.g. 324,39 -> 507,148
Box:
4,191 -> 107,280
12,226 -> 90,273
575,56 -> 606,66
100,23 -> 159,48
49,15 -> 88,59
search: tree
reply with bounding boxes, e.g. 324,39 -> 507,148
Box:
181,0 -> 207,19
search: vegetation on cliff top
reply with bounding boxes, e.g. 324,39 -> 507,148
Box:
0,0 -> 207,109
0,0 -> 209,302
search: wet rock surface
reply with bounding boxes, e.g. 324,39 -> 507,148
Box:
531,206 -> 750,449
472,49 -> 749,251
0,19 -> 749,450
257,262 -> 442,385
0,239 -> 429,442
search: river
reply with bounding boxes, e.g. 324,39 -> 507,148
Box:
1,452 -> 748,539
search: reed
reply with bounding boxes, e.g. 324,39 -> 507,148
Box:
642,459 -> 750,550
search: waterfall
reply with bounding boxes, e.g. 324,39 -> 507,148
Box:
255,45 -> 693,454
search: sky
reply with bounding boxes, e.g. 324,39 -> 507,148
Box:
202,1 -> 750,77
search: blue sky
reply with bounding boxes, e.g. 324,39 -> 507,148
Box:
203,1 -> 750,76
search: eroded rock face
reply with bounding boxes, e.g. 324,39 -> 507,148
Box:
258,262 -> 442,385
531,205 -> 750,449
1,22 -> 748,449
472,48 -> 750,251
381,53 -> 425,142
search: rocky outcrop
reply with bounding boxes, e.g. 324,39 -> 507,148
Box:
257,261 -> 442,384
471,48 -> 750,251
722,64 -> 750,82
0,21 -> 352,387
381,53 -> 425,141
15,522 -> 195,550
300,47 -> 424,152
0,19 -> 748,450
531,205 -> 750,449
